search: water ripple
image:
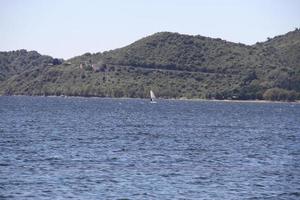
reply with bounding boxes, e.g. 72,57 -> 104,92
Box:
0,96 -> 299,199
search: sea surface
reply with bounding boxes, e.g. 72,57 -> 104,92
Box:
0,96 -> 300,199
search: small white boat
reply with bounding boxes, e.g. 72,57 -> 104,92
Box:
150,90 -> 157,103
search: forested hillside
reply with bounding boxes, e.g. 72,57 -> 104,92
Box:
0,50 -> 63,81
1,29 -> 299,101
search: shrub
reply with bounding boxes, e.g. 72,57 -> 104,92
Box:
263,88 -> 297,101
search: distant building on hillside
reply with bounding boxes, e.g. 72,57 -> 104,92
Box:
63,61 -> 72,65
79,60 -> 106,72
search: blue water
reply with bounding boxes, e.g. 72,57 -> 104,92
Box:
0,96 -> 300,199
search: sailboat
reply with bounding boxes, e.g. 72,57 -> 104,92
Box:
150,90 -> 157,103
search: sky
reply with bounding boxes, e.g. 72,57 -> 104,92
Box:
0,0 -> 299,59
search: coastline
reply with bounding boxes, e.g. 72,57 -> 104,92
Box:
168,98 -> 300,104
1,94 -> 299,104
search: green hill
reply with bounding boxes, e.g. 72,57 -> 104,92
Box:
0,50 -> 61,81
1,29 -> 299,101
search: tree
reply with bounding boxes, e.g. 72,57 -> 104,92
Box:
263,88 -> 297,101
52,58 -> 62,65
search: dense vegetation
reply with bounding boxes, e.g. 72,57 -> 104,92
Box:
0,29 -> 299,101
0,50 -> 63,81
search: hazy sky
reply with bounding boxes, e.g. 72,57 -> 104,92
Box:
1,0 -> 299,59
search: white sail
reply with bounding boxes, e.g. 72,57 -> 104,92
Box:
150,90 -> 156,100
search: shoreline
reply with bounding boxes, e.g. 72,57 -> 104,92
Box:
184,99 -> 300,104
167,97 -> 300,104
1,94 -> 299,104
